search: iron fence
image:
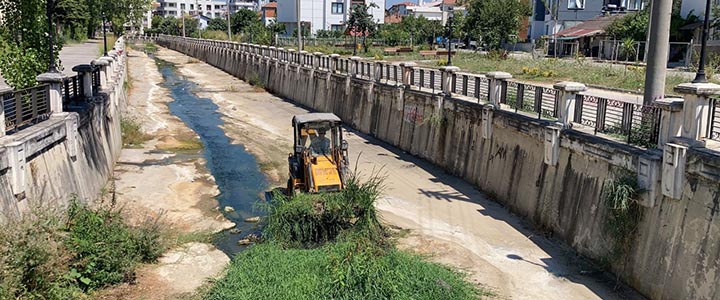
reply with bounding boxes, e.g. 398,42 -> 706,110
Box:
92,68 -> 101,93
709,98 -> 720,141
63,75 -> 84,107
575,94 -> 660,147
3,85 -> 51,133
503,82 -> 557,120
451,73 -> 489,102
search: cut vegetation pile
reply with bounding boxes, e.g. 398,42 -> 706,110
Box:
204,175 -> 484,300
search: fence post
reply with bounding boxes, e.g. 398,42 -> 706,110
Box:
349,56 -> 362,77
299,51 -> 309,66
36,72 -> 68,113
313,52 -> 323,69
374,61 -> 385,83
288,49 -> 296,64
673,82 -> 720,140
93,59 -> 110,89
486,71 -> 512,106
72,64 -> 95,98
400,62 -> 416,86
654,97 -> 684,147
553,81 -> 587,128
440,66 -> 460,95
330,54 -> 340,72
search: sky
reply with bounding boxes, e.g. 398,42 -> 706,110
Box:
385,0 -> 417,9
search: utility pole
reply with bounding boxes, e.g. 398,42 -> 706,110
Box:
297,0 -> 302,50
227,0 -> 232,40
446,14 -> 453,66
182,9 -> 186,37
643,0 -> 672,104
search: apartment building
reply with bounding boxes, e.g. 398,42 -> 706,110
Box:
153,0 -> 267,19
529,0 -> 646,40
276,0 -> 385,35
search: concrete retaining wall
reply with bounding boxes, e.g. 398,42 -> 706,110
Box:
159,37 -> 720,300
0,48 -> 128,219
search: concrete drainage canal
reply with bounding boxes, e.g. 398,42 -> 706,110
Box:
157,58 -> 268,255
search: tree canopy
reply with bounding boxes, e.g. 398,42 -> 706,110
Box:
463,0 -> 531,49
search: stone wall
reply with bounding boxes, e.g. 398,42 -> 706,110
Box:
158,36 -> 720,300
0,41 -> 128,219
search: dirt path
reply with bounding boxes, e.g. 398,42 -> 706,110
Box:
153,47 -> 644,300
95,48 -> 234,300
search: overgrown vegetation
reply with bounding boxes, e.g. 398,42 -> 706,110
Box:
120,117 -> 150,147
97,34 -> 118,56
0,200 -> 166,299
205,174 -> 484,299
602,169 -> 643,266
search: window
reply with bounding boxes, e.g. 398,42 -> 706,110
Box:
216,13 -> 221,18
207,5 -> 211,10
214,5 -> 221,9
567,0 -> 585,9
331,2 -> 344,14
168,2 -> 176,7
623,0 -> 643,10
331,24 -> 344,31
180,3 -> 185,9
190,4 -> 194,9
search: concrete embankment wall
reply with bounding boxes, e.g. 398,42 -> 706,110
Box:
159,38 -> 720,300
0,51 -> 128,218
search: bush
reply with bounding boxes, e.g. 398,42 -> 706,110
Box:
121,117 -> 150,148
262,175 -> 384,248
0,201 -> 167,298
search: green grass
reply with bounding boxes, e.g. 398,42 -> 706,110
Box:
98,35 -> 119,56
204,174 -> 485,299
204,242 -> 483,300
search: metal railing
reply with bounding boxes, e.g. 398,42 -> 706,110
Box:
575,94 -> 660,147
709,98 -> 720,141
451,73 -> 489,102
63,75 -> 84,107
503,81 -> 558,120
92,68 -> 101,94
3,85 -> 51,133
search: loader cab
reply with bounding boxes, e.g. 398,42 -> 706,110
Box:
288,113 -> 349,195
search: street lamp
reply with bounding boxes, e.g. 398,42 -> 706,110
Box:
46,0 -> 58,72
102,12 -> 108,56
445,8 -> 454,66
693,0 -> 713,83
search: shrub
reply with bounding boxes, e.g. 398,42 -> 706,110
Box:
120,117 -> 150,148
0,200 -> 167,298
602,169 -> 643,262
262,174 -> 385,248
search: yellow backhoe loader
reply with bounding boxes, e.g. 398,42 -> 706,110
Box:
287,113 -> 349,195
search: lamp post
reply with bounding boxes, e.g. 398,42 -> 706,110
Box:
46,0 -> 58,72
445,9 -> 454,66
226,0 -> 232,40
182,9 -> 186,37
693,0 -> 713,83
102,12 -> 108,56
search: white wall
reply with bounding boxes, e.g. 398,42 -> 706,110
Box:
278,0 -> 384,35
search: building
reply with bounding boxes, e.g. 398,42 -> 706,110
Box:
261,2 -> 277,25
387,1 -> 415,17
406,0 -> 461,23
529,0 -> 646,41
276,0 -> 385,35
152,0 -> 264,19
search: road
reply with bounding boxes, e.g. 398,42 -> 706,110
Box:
154,47 -> 645,300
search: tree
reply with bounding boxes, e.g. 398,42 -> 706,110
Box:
207,17 -> 228,32
398,15 -> 439,46
463,0 -> 531,50
346,3 -> 378,54
231,8 -> 259,35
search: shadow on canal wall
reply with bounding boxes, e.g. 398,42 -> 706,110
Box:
158,36 -> 720,300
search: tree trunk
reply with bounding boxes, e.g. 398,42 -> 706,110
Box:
353,34 -> 357,56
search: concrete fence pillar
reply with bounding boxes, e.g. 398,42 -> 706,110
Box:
349,56 -> 362,77
374,61 -> 385,82
277,48 -> 286,61
673,82 -> 720,140
553,81 -> 587,128
288,49 -> 296,64
72,64 -> 95,98
486,72 -> 512,106
93,59 -> 110,89
654,97 -> 684,147
269,46 -> 277,59
440,66 -> 460,95
299,51 -> 308,66
36,71 -> 68,113
330,54 -> 340,72
261,45 -> 268,57
313,52 -> 323,69
400,62 -> 417,86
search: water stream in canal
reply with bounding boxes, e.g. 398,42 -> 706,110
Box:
156,58 -> 268,255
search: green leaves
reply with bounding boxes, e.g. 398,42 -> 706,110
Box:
464,0 -> 531,50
